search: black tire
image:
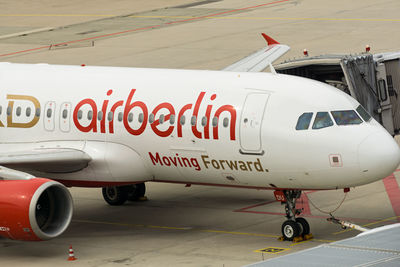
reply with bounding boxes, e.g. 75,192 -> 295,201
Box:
295,217 -> 310,236
127,183 -> 146,201
282,220 -> 300,241
102,186 -> 129,206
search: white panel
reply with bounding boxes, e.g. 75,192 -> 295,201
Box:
60,102 -> 71,132
44,101 -> 56,131
239,93 -> 269,152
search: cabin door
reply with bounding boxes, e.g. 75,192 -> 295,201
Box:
239,92 -> 269,155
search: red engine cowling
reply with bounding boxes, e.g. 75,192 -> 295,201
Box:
0,178 -> 73,241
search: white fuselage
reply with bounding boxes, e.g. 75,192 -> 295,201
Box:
1,63 -> 399,190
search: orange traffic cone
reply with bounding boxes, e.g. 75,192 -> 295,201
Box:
68,245 -> 77,261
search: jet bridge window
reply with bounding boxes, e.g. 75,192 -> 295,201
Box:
356,105 -> 372,122
331,110 -> 362,125
296,112 -> 313,130
312,112 -> 334,129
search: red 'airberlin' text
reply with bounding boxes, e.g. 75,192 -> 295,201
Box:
72,89 -> 237,140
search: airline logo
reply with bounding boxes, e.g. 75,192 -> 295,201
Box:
1,90 -> 237,140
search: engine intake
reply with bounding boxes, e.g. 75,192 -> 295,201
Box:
0,178 -> 73,241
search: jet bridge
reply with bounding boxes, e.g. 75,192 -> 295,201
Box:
275,52 -> 400,136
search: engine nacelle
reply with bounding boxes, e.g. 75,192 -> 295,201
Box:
0,178 -> 73,241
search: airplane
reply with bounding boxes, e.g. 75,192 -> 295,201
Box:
0,34 -> 399,242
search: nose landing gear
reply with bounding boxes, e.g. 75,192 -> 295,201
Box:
275,190 -> 313,241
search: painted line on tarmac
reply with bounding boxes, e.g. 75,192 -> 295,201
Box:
3,14 -> 399,22
0,14 -> 114,17
73,219 -> 335,244
202,229 -> 279,238
0,0 -> 289,58
73,219 -> 280,238
129,15 -> 400,22
332,215 -> 400,235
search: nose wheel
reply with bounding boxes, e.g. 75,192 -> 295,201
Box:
277,190 -> 312,241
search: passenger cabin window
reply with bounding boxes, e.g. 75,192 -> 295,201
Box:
149,113 -> 155,124
77,110 -> 83,120
223,118 -> 229,128
16,106 -> 21,117
107,111 -> 113,121
97,111 -> 103,121
0,105 -> 2,115
63,109 -> 68,119
312,112 -> 333,129
26,107 -> 31,117
138,113 -> 144,123
170,114 -> 175,124
331,110 -> 362,125
128,113 -> 133,122
180,115 -> 185,125
296,112 -> 313,130
212,117 -> 218,127
191,116 -> 196,126
356,105 -> 372,122
47,108 -> 53,118
201,116 -> 207,127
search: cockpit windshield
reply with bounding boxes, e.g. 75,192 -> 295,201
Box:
356,105 -> 372,122
295,112 -> 313,130
312,112 -> 334,129
331,110 -> 362,125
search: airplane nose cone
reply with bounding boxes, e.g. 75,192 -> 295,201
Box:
358,131 -> 400,181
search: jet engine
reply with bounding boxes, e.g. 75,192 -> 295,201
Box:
0,178 -> 73,241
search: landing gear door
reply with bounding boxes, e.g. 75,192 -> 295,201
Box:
239,93 -> 269,155
376,63 -> 394,135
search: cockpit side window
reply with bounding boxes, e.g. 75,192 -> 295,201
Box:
356,105 -> 372,122
331,110 -> 363,125
296,112 -> 313,130
312,112 -> 334,129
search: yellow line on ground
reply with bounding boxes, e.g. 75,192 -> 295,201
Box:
128,15 -> 400,22
74,219 -> 338,244
0,14 -> 397,22
0,14 -> 114,17
313,239 -> 335,243
148,225 -> 191,230
74,219 -> 144,227
332,216 -> 400,235
201,229 -> 280,238
290,240 -> 311,246
74,219 -> 280,238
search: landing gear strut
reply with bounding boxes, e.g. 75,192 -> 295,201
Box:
102,183 -> 146,206
276,190 -> 311,241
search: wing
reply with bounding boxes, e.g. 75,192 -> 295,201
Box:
223,33 -> 290,72
246,223 -> 400,267
0,148 -> 91,173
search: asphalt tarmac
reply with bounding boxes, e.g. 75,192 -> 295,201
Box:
0,0 -> 400,266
